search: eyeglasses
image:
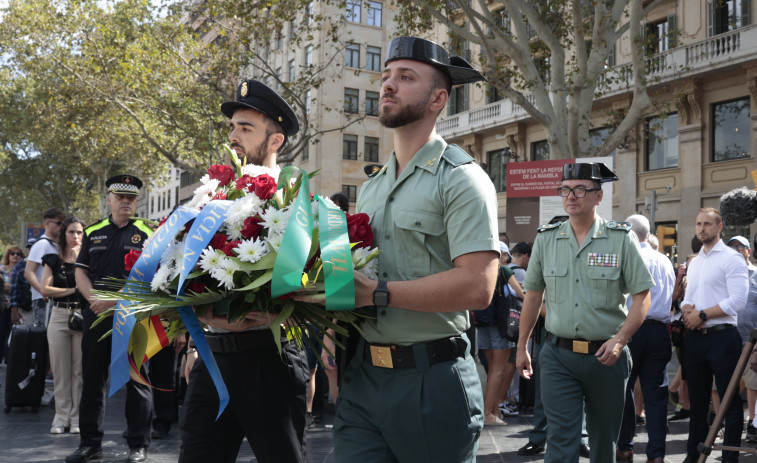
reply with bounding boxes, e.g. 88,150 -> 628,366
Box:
729,244 -> 747,252
9,252 -> 22,256
556,186 -> 601,198
53,220 -> 62,226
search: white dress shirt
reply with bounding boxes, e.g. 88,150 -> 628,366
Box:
626,241 -> 675,323
682,239 -> 749,326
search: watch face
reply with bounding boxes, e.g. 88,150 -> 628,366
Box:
374,291 -> 389,307
699,311 -> 706,321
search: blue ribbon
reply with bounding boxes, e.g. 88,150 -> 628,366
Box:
176,200 -> 232,419
109,206 -> 199,396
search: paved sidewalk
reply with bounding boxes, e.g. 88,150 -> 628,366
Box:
3,361 -> 757,462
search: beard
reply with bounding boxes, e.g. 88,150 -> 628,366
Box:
379,89 -> 432,128
234,133 -> 272,166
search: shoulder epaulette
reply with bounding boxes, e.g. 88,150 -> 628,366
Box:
369,166 -> 386,178
606,221 -> 632,232
84,218 -> 110,235
441,144 -> 474,167
133,219 -> 155,236
537,222 -> 561,233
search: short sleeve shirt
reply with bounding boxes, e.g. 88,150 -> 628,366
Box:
76,216 -> 153,291
356,135 -> 499,345
27,235 -> 59,300
524,217 -> 654,341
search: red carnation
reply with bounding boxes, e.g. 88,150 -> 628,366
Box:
124,250 -> 142,272
211,191 -> 227,200
209,233 -> 228,251
158,216 -> 169,228
187,280 -> 207,294
240,216 -> 264,240
235,174 -> 254,192
207,164 -> 234,186
251,174 -> 277,200
221,240 -> 241,257
346,213 -> 373,248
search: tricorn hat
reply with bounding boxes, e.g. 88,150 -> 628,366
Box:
561,163 -> 619,183
385,37 -> 485,85
106,174 -> 143,196
221,79 -> 300,148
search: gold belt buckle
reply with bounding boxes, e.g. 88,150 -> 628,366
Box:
369,345 -> 394,368
572,340 -> 589,354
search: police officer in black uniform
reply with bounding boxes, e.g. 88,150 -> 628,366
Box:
66,175 -> 154,463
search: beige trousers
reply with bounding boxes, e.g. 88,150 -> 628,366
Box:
47,306 -> 83,428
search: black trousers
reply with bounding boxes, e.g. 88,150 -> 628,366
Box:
149,343 -> 178,430
179,336 -> 308,463
683,326 -> 743,463
79,306 -> 153,448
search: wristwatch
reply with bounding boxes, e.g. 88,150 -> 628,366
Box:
373,280 -> 390,307
699,310 -> 708,322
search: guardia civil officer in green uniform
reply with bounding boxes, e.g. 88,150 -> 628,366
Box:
333,37 -> 500,462
515,163 -> 653,463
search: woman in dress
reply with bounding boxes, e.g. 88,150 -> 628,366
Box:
40,216 -> 85,434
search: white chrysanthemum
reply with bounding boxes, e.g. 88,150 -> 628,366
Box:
199,173 -> 211,184
259,206 -> 291,235
224,195 -> 264,230
236,238 -> 269,264
151,264 -> 174,292
357,257 -> 379,280
161,239 -> 184,268
240,164 -> 281,180
209,258 -> 241,289
265,232 -> 284,252
198,248 -> 226,273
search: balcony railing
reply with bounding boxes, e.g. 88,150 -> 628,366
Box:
437,24 -> 757,139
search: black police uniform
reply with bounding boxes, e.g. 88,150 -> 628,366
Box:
75,216 -> 154,450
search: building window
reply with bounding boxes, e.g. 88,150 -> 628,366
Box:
712,97 -> 750,162
448,85 -> 468,115
367,1 -> 382,26
709,0 -> 750,36
304,45 -> 313,66
274,28 -> 283,50
289,18 -> 296,40
288,59 -> 296,81
486,83 -> 503,104
307,2 -> 315,25
488,9 -> 510,37
150,197 -> 154,214
343,134 -> 358,160
342,185 -> 357,202
345,43 -> 360,68
175,186 -> 179,208
365,136 -> 379,162
486,148 -> 509,193
305,90 -> 312,115
346,0 -> 361,22
366,46 -> 381,71
646,114 -> 679,170
533,140 -> 550,161
344,88 -> 359,114
365,91 -> 379,116
275,67 -> 282,90
644,16 -> 676,55
302,142 -> 309,162
533,56 -> 551,83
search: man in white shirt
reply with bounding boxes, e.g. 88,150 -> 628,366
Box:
616,215 -> 675,463
680,208 -> 749,463
23,207 -> 65,326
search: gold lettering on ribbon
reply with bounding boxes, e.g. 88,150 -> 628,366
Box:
113,304 -> 130,336
295,201 -> 310,227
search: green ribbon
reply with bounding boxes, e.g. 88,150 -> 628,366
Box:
271,168 -> 314,298
317,195 -> 355,310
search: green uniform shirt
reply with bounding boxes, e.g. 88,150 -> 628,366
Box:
524,217 -> 653,341
356,135 -> 499,345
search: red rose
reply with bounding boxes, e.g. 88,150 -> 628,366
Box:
346,213 -> 373,248
251,174 -> 277,200
124,250 -> 142,272
221,240 -> 241,256
235,174 -> 254,192
207,164 -> 234,186
158,216 -> 168,228
209,233 -> 228,250
211,191 -> 227,200
240,216 -> 264,240
187,280 -> 207,294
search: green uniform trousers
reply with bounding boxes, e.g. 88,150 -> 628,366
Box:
540,339 -> 631,463
334,336 -> 484,462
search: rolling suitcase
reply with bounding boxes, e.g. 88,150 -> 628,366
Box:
4,324 -> 49,412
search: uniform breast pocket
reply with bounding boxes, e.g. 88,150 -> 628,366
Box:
394,209 -> 444,277
544,266 -> 568,305
587,266 -> 621,308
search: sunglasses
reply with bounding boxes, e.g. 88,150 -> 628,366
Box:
52,220 -> 63,226
9,252 -> 22,256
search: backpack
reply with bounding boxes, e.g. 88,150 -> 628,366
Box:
15,264 -> 32,312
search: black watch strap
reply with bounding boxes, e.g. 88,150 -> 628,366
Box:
373,280 -> 390,307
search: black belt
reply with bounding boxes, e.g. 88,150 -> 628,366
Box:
205,330 -> 285,354
546,332 -> 607,355
693,324 -> 735,335
363,336 -> 467,369
54,301 -> 81,309
643,319 -> 666,325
